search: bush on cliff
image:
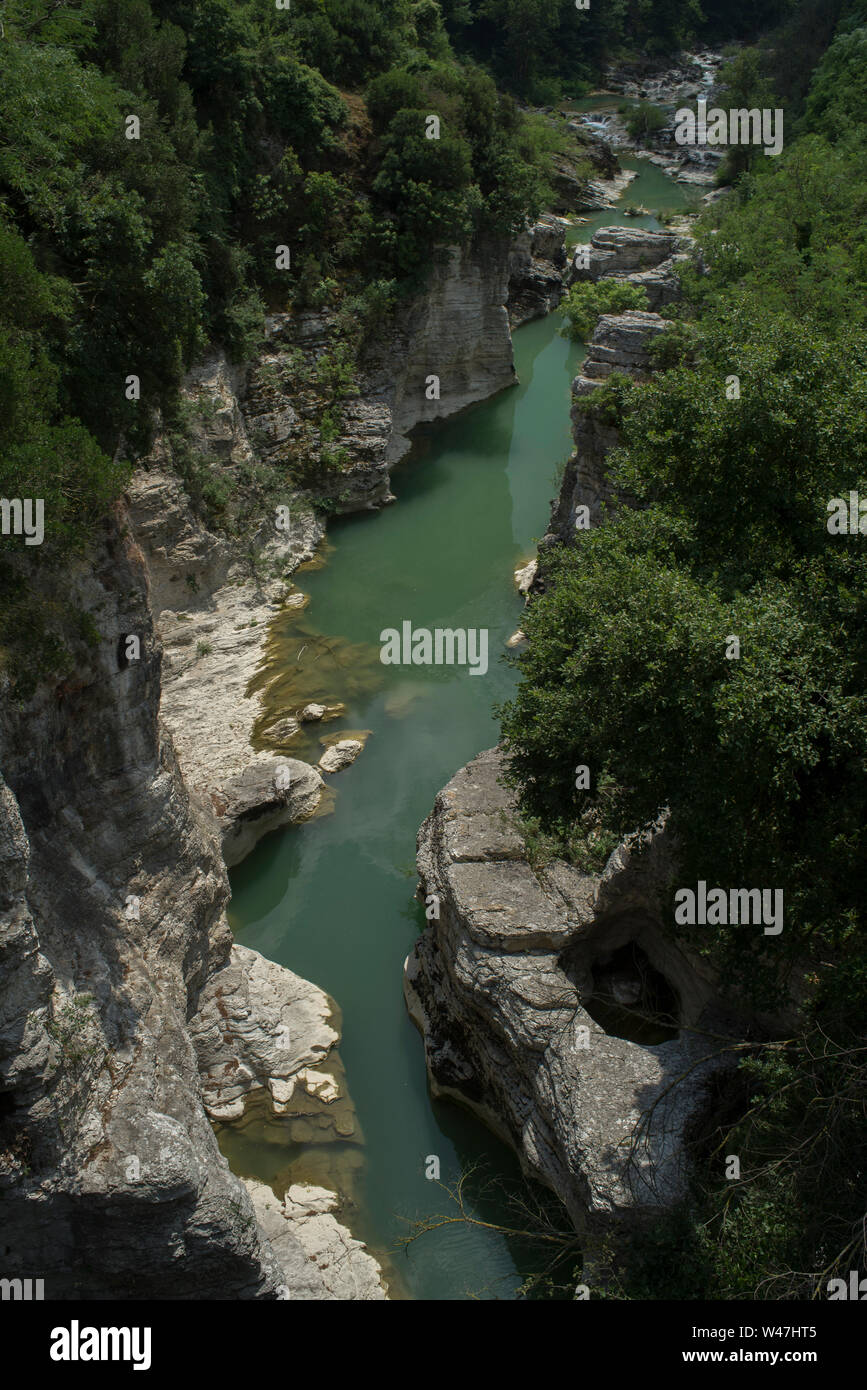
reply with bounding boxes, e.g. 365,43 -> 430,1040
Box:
557,279 -> 648,341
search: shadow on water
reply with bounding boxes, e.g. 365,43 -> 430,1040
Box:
223,160 -> 691,1299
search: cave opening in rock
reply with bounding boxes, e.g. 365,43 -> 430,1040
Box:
584,942 -> 680,1044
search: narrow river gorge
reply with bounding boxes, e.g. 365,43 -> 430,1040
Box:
218,158 -> 694,1299
6,3 -> 863,1330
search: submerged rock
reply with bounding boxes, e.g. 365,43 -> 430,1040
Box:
268,716 -> 301,742
318,739 -> 364,774
514,559 -> 538,594
299,702 -> 327,722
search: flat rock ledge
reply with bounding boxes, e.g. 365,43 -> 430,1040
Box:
405,747 -> 726,1240
568,226 -> 692,311
245,1180 -> 387,1300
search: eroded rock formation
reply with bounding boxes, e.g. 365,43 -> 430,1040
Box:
0,520 -> 341,1297
364,239 -> 519,461
546,308 -> 672,541
568,225 -> 691,309
508,217 -> 569,326
405,749 -> 726,1239
2,226 -> 541,1299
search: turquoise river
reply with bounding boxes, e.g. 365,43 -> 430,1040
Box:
219,155 -> 692,1299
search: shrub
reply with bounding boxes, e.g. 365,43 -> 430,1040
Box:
558,279 -> 648,341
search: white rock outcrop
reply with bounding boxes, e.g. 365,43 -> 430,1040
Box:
245,1180 -> 387,1300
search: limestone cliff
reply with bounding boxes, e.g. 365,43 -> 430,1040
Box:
543,225 -> 693,547
405,749 -> 727,1240
545,308 -> 673,543
508,217 -> 569,327
128,230 -> 535,856
567,225 -> 690,310
1,227 -> 534,1299
363,238 -> 519,462
403,223 -> 721,1249
0,514 -> 383,1297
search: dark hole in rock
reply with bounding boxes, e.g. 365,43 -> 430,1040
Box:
0,1091 -> 15,1119
585,942 -> 680,1044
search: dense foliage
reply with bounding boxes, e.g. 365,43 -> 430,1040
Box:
558,278 -> 648,340
443,0 -> 803,102
499,2 -> 867,1297
0,0 -> 824,616
11,0 -> 771,691
0,0 -> 559,692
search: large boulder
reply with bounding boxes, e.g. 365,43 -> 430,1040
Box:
190,943 -> 339,1121
213,756 -> 325,867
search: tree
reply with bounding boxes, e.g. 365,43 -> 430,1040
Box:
624,101 -> 668,141
804,24 -> 867,137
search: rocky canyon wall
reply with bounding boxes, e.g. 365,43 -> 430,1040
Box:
405,749 -> 726,1242
403,226 -> 727,1249
1,223 -> 566,1299
545,226 -> 689,546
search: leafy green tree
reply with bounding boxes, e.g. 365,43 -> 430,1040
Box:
371,109 -> 477,274
624,102 -> 668,141
716,48 -> 780,178
291,0 -> 412,85
804,24 -> 867,136
558,280 -> 648,340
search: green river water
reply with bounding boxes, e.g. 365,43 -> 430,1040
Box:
220,157 -> 692,1300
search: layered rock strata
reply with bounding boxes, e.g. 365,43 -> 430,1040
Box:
364,239 -> 518,462
0,518 -> 383,1298
568,225 -> 691,310
546,309 -> 672,541
246,1180 -> 387,1300
130,232 -> 532,848
405,749 -> 726,1238
0,221 -> 565,1299
541,226 -> 695,547
508,217 -> 569,326
1,232 -> 530,1298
